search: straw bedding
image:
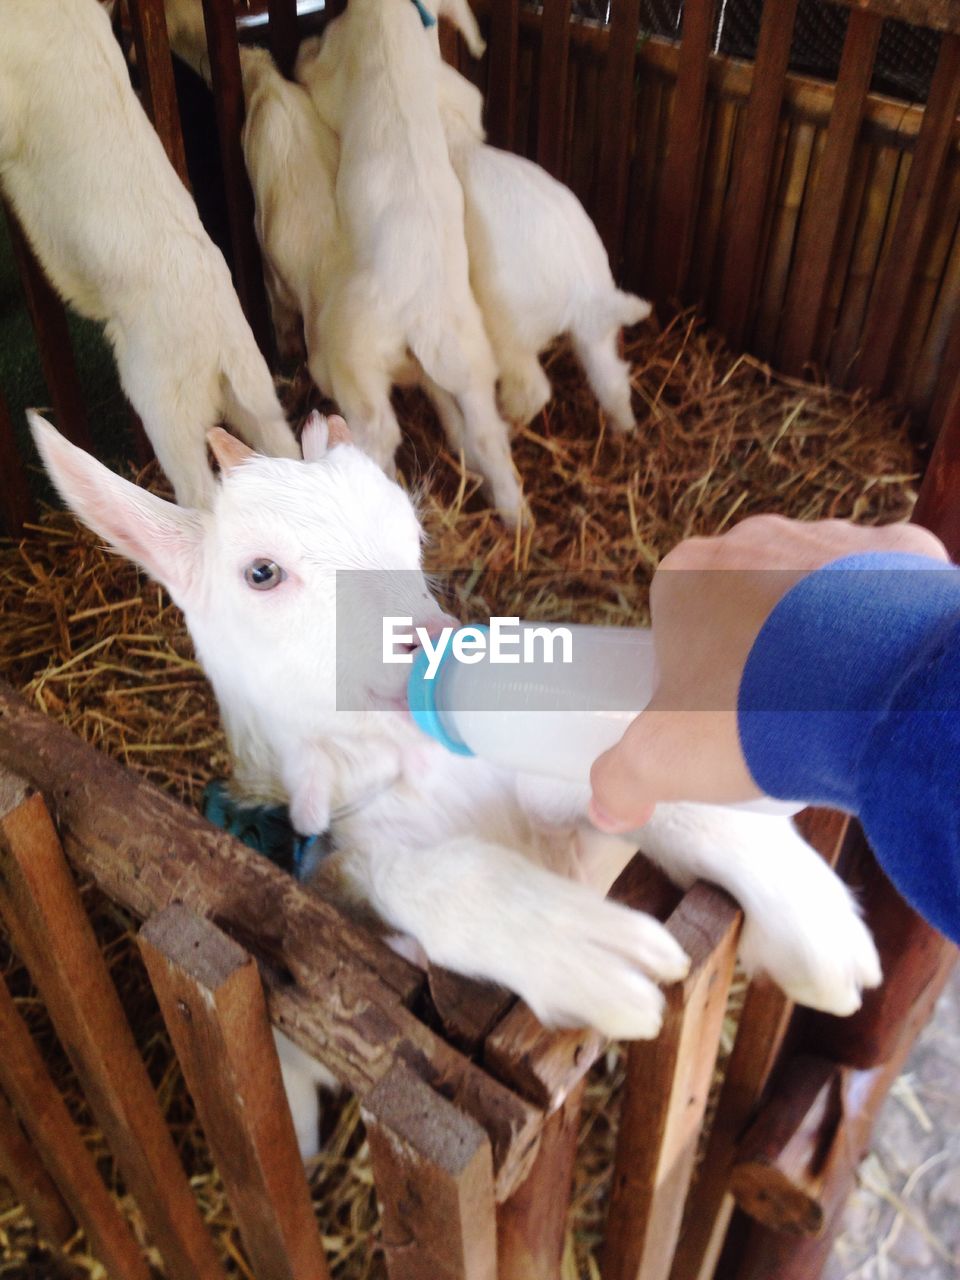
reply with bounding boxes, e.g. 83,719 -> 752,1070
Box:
0,312 -> 921,1277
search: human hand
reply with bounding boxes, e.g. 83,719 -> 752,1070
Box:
589,516 -> 950,831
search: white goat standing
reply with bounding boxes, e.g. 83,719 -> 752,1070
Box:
0,0 -> 299,509
293,0 -> 527,524
34,414 -> 882,1159
435,62 -> 652,430
239,46 -> 342,372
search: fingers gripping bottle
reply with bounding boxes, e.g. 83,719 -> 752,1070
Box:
406,620 -> 800,815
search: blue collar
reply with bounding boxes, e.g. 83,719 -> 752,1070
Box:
202,766 -> 401,882
203,780 -> 326,882
411,0 -> 437,27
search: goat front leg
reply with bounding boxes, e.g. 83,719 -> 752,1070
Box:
638,805 -> 882,1015
341,835 -> 690,1040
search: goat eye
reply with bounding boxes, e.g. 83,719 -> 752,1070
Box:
243,559 -> 286,591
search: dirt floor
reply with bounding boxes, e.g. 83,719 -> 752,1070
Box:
827,964 -> 960,1280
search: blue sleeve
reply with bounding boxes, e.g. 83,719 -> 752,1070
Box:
738,553 -> 960,943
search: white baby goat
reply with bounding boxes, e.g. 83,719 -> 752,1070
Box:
294,0 -> 526,524
240,46 -> 342,366
435,62 -> 652,430
0,0 -> 299,509
34,412 -> 881,1158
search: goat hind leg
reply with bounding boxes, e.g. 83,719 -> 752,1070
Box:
572,330 -> 636,432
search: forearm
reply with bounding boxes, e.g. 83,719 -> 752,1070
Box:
738,553 -> 960,941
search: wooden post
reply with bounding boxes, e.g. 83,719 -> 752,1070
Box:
496,1080 -> 584,1280
535,0 -> 573,180
0,774 -> 225,1280
0,385 -> 35,536
601,884 -> 741,1280
855,32 -> 960,393
0,1087 -> 76,1251
127,0 -> 191,185
651,0 -> 715,305
362,1063 -> 500,1280
3,204 -> 95,455
0,979 -> 150,1280
778,9 -> 882,374
487,0 -> 520,152
666,809 -> 848,1280
594,0 -> 643,270
200,0 -> 275,360
139,905 -> 332,1280
716,0 -> 800,349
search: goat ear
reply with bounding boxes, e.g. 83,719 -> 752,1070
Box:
30,412 -> 203,605
301,411 -> 354,461
207,427 -> 255,474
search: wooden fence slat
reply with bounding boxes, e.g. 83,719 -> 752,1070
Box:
268,0 -> 301,78
779,9 -> 882,374
485,1006 -> 604,1111
0,684 -> 542,1202
535,0 -> 573,179
923,320 -> 960,554
726,942 -> 957,1279
0,1087 -> 76,1251
0,385 -> 36,536
3,205 -> 95,455
668,984 -> 796,1280
428,966 -> 514,1053
828,145 -> 903,385
0,775 -> 225,1280
127,0 -> 191,186
908,180 -> 960,416
728,1054 -> 842,1234
651,0 -> 716,305
200,0 -> 275,360
716,0 -> 800,349
487,0 -> 520,152
855,32 -> 960,392
362,1063 -> 500,1280
754,117 -> 815,363
665,808 -> 848,1280
600,883 -> 741,1280
496,1079 -> 584,1280
139,905 -> 331,1280
0,978 -> 150,1280
831,0 -> 960,36
595,0 -> 644,269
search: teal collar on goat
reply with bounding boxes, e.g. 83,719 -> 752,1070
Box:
411,0 -> 437,27
202,780 -> 327,883
203,766 -> 403,882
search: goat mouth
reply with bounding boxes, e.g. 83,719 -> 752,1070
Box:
365,687 -> 411,716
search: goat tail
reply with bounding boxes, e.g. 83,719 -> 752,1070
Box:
586,289 -> 652,337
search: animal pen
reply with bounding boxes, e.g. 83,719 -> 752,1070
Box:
0,0 -> 959,1277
